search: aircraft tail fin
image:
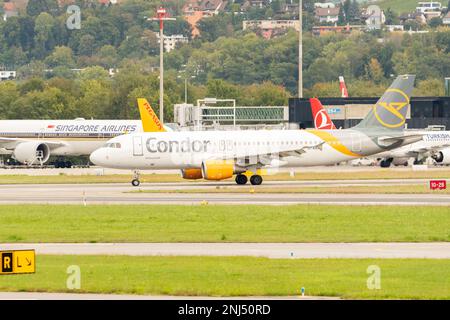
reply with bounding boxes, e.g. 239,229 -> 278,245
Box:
354,75 -> 415,132
137,98 -> 166,132
310,98 -> 336,130
339,76 -> 349,98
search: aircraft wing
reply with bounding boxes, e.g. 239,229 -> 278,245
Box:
406,144 -> 450,157
211,142 -> 325,168
0,137 -> 66,149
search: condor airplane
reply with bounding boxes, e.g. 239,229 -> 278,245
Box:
0,98 -> 168,166
310,91 -> 450,167
90,75 -> 422,186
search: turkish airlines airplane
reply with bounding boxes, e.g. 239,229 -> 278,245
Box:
339,76 -> 349,98
310,90 -> 450,167
310,98 -> 336,130
0,98 -> 169,166
90,75 -> 422,186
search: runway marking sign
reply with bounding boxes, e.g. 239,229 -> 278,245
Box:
430,180 -> 446,190
0,250 -> 35,275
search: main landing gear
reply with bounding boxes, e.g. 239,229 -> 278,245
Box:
131,170 -> 140,186
235,174 -> 263,185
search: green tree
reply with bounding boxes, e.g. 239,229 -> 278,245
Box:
365,58 -> 385,84
414,78 -> 445,96
19,78 -> 46,95
45,46 -> 75,68
78,35 -> 96,56
78,66 -> 110,81
34,12 -> 56,58
97,45 -> 119,68
428,17 -> 442,28
77,79 -> 112,118
338,6 -> 346,25
0,82 -> 19,119
26,0 -> 59,17
347,0 -> 360,23
343,0 -> 351,21
11,87 -> 72,119
206,79 -> 241,99
384,8 -> 399,25
197,14 -> 232,42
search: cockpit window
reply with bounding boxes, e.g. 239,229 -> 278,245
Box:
104,143 -> 122,149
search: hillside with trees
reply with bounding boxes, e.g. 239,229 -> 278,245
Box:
0,0 -> 449,121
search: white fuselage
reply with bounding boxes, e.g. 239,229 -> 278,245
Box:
90,129 -> 385,170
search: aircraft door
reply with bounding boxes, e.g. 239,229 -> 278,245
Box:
351,133 -> 362,152
133,136 -> 144,156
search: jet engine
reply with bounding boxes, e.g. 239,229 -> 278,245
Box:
13,142 -> 50,165
201,160 -> 243,181
181,168 -> 203,180
432,148 -> 450,164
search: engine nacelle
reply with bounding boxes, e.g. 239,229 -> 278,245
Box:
202,160 -> 238,181
181,168 -> 203,180
13,142 -> 50,165
432,149 -> 450,165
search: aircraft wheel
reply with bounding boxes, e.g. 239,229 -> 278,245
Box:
380,159 -> 391,168
235,174 -> 248,185
250,175 -> 263,185
131,179 -> 140,187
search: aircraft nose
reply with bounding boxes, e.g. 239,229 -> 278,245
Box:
90,149 -> 108,166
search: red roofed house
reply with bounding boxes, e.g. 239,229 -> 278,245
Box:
183,0 -> 227,37
315,6 -> 340,23
3,2 -> 18,21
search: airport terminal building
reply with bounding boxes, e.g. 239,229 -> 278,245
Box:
289,97 -> 450,130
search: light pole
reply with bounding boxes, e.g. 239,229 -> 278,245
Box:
298,0 -> 303,98
150,7 -> 175,124
178,66 -> 196,105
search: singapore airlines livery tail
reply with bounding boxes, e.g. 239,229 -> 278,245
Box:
90,75 -> 423,186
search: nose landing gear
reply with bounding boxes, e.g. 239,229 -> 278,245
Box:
131,170 -> 140,186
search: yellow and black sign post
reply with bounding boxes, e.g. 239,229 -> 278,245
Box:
0,250 -> 35,275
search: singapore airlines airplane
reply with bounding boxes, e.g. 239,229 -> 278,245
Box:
90,75 -> 422,186
310,93 -> 450,167
0,98 -> 169,166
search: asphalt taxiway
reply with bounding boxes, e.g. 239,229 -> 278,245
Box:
3,243 -> 450,259
0,181 -> 448,205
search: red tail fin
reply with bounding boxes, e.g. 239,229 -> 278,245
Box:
310,98 -> 336,130
339,76 -> 349,98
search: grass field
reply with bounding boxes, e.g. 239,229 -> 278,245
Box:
0,169 -> 449,184
1,205 -> 449,243
0,255 -> 449,299
377,0 -> 419,13
131,184 -> 450,194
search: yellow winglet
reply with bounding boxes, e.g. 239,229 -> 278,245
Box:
137,98 -> 166,132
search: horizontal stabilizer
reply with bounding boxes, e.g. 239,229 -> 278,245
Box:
378,134 -> 423,147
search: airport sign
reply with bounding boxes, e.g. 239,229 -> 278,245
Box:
0,250 -> 35,275
430,180 -> 447,190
